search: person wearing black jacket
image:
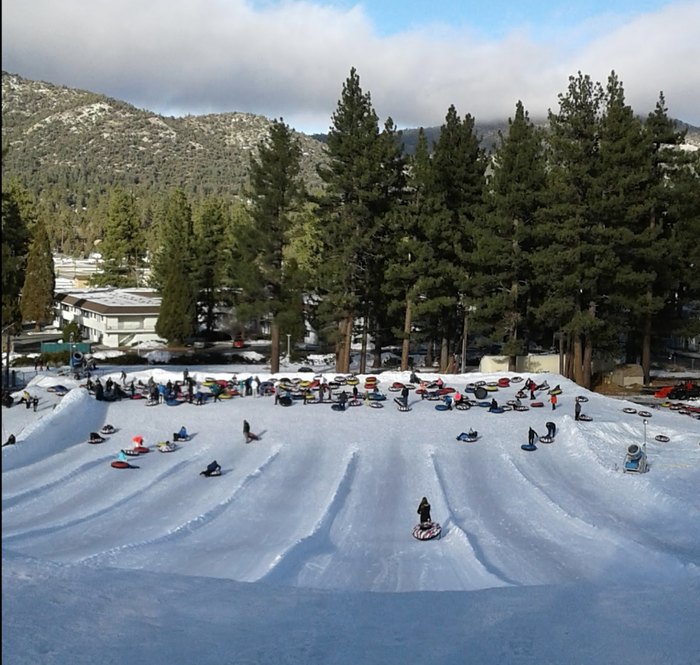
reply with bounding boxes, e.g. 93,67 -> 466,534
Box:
417,497 -> 432,524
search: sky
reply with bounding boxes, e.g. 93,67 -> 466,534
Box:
3,352 -> 700,664
2,0 -> 699,134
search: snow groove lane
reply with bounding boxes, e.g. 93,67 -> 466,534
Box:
259,450 -> 359,586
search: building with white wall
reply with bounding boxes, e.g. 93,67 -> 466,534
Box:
53,288 -> 163,348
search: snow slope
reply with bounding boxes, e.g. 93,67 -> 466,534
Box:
3,368 -> 700,664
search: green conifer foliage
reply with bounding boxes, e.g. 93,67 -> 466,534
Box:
20,219 -> 56,330
1,184 -> 30,329
154,190 -> 197,345
244,119 -> 307,374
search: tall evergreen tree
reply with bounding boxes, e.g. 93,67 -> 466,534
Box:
532,72 -> 609,388
154,190 -> 197,345
244,118 -> 307,374
193,198 -> 228,337
425,105 -> 486,371
1,181 -> 31,330
475,101 -> 548,369
641,94 -> 700,379
383,129 -> 439,370
94,188 -> 145,287
316,68 -> 387,372
20,219 -> 56,331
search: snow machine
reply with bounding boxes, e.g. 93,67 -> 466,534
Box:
413,522 -> 442,540
623,444 -> 648,473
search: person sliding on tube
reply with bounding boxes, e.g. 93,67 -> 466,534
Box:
417,497 -> 432,524
201,460 -> 221,476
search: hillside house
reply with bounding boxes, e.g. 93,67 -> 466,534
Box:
53,288 -> 162,348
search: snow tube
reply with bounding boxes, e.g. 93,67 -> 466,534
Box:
510,376 -> 523,383
623,407 -> 637,414
548,388 -> 562,395
435,403 -> 452,411
88,435 -> 105,444
531,402 -> 544,408
158,443 -> 177,452
346,377 -> 359,386
122,448 -> 140,457
474,387 -> 488,400
100,425 -> 116,435
278,396 -> 293,407
513,405 -> 529,411
576,396 -> 589,403
457,432 -> 478,442
331,403 -> 346,412
201,469 -> 222,477
369,402 -> 384,409
578,414 -> 593,421
367,393 -> 386,401
638,411 -> 652,418
438,387 -> 455,395
455,403 -> 470,410
478,401 -> 491,408
654,434 -> 670,443
111,460 -> 137,469
521,443 -> 537,451
489,407 -> 505,414
497,378 -> 511,388
412,522 -> 441,540
539,436 -> 554,444
348,398 -> 362,407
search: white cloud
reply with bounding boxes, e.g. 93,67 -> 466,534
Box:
2,0 -> 698,132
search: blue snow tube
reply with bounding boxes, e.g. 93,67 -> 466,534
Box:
521,443 -> 537,451
435,403 -> 451,411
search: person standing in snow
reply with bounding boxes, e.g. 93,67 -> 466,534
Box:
528,427 -> 538,446
417,497 -> 432,524
401,385 -> 410,407
549,393 -> 558,410
575,400 -> 582,421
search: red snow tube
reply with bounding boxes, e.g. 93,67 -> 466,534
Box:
133,446 -> 150,454
111,460 -> 132,469
412,522 -> 442,540
497,378 -> 511,387
531,401 -> 544,408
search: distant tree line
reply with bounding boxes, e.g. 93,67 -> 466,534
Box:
2,69 -> 699,387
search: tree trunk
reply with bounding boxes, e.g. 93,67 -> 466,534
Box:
341,313 -> 353,373
440,336 -> 449,373
573,334 -> 584,386
401,298 -> 412,371
641,290 -> 652,385
270,321 -> 280,375
360,316 -> 368,375
583,336 -> 593,389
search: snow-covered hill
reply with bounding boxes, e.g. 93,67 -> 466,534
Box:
3,368 -> 699,664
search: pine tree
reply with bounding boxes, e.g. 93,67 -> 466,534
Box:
382,129 -> 439,370
94,188 -> 145,287
2,181 -> 31,330
154,190 -> 197,345
20,219 -> 56,330
316,68 -> 387,372
244,118 -> 307,374
193,198 -> 228,337
475,101 -> 548,369
424,105 -> 486,371
532,72 -> 609,387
